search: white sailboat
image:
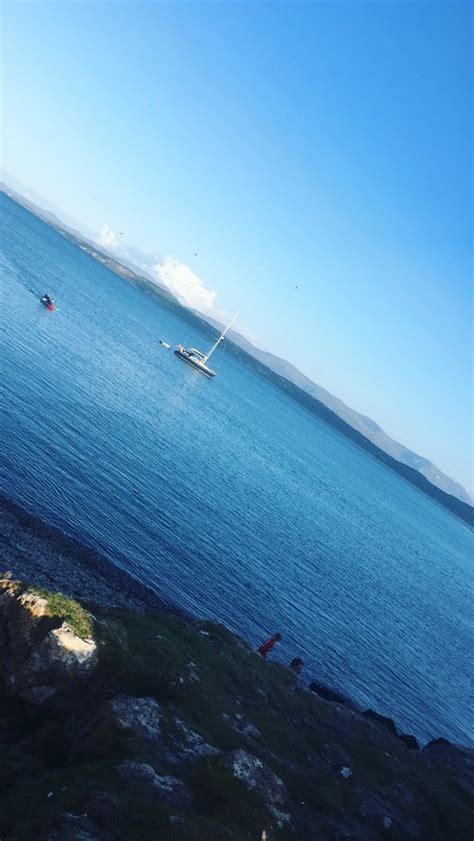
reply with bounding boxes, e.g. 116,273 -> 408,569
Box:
174,312 -> 239,378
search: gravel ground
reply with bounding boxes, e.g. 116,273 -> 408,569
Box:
0,494 -> 186,617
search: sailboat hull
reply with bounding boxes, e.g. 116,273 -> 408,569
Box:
174,313 -> 238,378
174,349 -> 216,377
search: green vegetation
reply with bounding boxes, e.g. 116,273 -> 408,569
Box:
28,586 -> 94,639
0,579 -> 472,840
0,574 -> 94,639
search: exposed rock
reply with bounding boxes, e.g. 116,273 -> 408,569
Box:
170,714 -> 219,765
309,681 -> 355,708
187,661 -> 200,682
116,761 -> 193,809
426,736 -> 451,747
222,712 -> 262,740
107,695 -> 163,742
14,623 -> 97,700
69,695 -> 162,763
72,695 -> 218,768
0,578 -> 97,705
220,749 -> 287,806
0,578 -> 51,668
362,709 -> 397,734
398,733 -> 419,750
268,805 -> 291,827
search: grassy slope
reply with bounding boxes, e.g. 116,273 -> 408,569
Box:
0,587 -> 472,840
0,575 -> 93,639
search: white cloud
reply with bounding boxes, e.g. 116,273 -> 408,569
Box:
98,223 -> 118,250
152,257 -> 216,313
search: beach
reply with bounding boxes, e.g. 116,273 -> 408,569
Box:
0,494 -> 182,617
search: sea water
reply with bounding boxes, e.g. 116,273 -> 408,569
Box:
1,193 -> 472,745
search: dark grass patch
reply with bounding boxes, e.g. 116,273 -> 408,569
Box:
187,757 -> 295,840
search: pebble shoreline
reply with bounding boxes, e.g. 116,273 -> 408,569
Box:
0,494 -> 187,617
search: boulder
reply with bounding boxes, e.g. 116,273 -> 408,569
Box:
70,695 -> 163,763
13,623 -> 97,698
426,737 -> 451,747
220,749 -> 287,806
106,695 -> 163,742
221,712 -> 262,741
72,695 -> 218,768
69,695 -> 162,763
309,681 -> 355,708
0,578 -> 97,704
116,761 -> 193,809
362,709 -> 397,735
398,734 -> 419,751
170,715 -> 219,766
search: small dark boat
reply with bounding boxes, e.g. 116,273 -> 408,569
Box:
40,295 -> 55,311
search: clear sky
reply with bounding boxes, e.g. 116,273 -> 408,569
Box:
1,1 -> 472,495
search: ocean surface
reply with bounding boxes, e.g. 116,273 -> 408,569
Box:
1,192 -> 472,746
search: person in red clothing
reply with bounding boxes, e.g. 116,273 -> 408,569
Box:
258,633 -> 282,658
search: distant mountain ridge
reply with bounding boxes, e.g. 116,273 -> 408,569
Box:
218,328 -> 472,506
2,185 -> 472,523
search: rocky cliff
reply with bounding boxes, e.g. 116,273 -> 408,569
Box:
0,574 -> 472,840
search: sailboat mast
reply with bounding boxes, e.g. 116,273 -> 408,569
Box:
204,312 -> 239,361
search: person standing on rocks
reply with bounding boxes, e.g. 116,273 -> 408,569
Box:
258,632 -> 282,658
290,657 -> 304,675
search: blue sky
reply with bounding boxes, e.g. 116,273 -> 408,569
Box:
2,1 -> 472,495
